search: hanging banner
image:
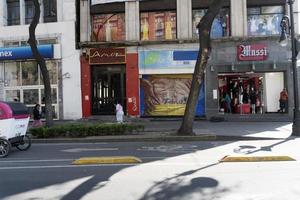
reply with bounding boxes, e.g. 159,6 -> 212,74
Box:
91,0 -> 135,5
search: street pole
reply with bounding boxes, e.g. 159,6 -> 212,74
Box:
288,0 -> 300,136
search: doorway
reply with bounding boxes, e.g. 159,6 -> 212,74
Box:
91,65 -> 126,115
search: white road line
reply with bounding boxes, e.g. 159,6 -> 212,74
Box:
0,164 -> 138,170
0,159 -> 74,163
32,143 -> 108,146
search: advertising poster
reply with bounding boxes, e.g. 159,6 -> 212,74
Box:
92,14 -> 125,42
140,11 -> 176,41
140,75 -> 205,116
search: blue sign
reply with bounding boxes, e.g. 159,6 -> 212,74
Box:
0,45 -> 54,61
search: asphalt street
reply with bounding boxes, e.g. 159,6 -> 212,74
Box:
0,141 -> 228,200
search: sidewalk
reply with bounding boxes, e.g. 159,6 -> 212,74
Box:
32,120 -> 294,143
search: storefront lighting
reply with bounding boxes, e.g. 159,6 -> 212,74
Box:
273,62 -> 277,69
279,0 -> 300,136
231,64 -> 235,71
252,63 -> 256,71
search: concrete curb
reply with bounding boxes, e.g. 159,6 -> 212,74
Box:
72,156 -> 142,165
220,155 -> 296,162
31,134 -> 285,143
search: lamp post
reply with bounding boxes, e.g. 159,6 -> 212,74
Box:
279,0 -> 300,136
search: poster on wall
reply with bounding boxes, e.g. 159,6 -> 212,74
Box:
140,75 -> 205,116
92,14 -> 125,42
140,11 -> 176,41
139,50 -> 198,74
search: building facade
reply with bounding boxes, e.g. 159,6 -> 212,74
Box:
0,0 -> 82,120
78,0 -> 300,121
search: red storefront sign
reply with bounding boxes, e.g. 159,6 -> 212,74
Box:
237,44 -> 268,61
89,48 -> 126,64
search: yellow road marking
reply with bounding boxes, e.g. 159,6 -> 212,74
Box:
220,156 -> 296,162
72,156 -> 142,165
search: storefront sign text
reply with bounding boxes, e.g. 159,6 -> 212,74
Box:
237,44 -> 268,61
89,48 -> 126,64
0,45 -> 54,61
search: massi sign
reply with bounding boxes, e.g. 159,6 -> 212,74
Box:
237,44 -> 268,61
92,0 -> 135,5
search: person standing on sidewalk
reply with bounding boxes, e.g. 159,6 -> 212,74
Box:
115,102 -> 124,123
279,88 -> 288,113
32,104 -> 43,127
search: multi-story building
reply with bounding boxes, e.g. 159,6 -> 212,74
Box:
0,0 -> 82,120
79,0 -> 299,121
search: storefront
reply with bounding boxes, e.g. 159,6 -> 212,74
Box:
81,47 -> 139,117
206,38 -> 293,120
0,44 -> 60,119
139,48 -> 205,117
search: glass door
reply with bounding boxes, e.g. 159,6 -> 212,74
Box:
91,65 -> 125,115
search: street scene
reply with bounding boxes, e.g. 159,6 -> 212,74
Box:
1,0 -> 300,200
1,121 -> 300,200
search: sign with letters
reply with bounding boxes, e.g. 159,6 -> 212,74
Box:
0,45 -> 54,61
237,44 -> 268,61
89,48 -> 126,64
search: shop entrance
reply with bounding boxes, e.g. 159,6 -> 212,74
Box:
91,65 -> 126,115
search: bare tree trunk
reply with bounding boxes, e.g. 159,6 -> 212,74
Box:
28,0 -> 53,127
178,0 -> 224,135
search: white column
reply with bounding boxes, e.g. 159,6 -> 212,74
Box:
57,0 -> 64,22
125,1 -> 139,41
20,0 -> 25,25
80,0 -> 91,42
294,0 -> 300,34
0,0 -> 7,26
230,0 -> 247,37
177,0 -> 192,39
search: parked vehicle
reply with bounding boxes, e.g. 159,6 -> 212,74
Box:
0,101 -> 31,158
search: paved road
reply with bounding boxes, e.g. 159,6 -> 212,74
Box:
0,141 -> 226,200
1,138 -> 300,200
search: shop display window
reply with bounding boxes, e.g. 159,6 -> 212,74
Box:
22,62 -> 38,86
192,8 -> 230,39
247,6 -> 283,36
92,13 -> 125,42
218,72 -> 285,115
4,62 -> 21,87
1,61 -> 59,119
140,11 -> 176,41
23,89 -> 39,104
40,61 -> 58,84
5,90 -> 20,102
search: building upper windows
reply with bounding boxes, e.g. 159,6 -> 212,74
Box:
140,11 -> 176,41
25,0 -> 34,24
247,6 -> 284,36
5,0 -> 57,26
7,0 -> 20,26
92,13 -> 125,42
192,8 -> 230,39
43,0 -> 57,23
